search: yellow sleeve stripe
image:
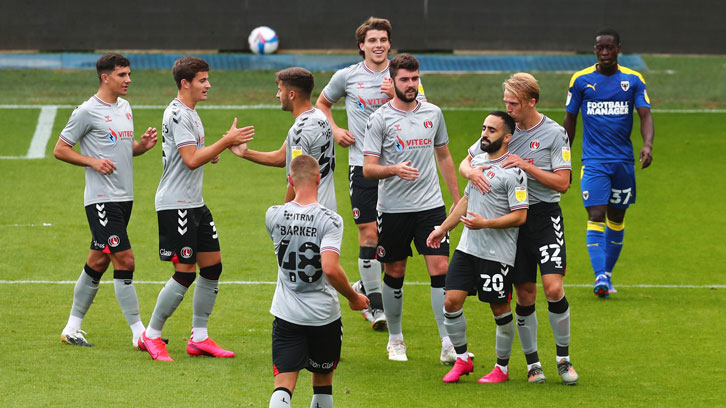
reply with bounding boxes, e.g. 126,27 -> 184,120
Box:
569,64 -> 597,88
618,65 -> 646,85
606,219 -> 625,231
587,221 -> 606,232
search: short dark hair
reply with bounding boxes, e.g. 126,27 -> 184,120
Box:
389,53 -> 419,80
488,111 -> 515,135
355,17 -> 392,57
96,53 -> 129,82
276,67 -> 315,99
595,28 -> 621,45
172,56 -> 210,89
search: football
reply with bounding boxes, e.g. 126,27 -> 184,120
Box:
248,26 -> 279,55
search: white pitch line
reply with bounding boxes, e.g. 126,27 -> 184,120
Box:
0,280 -> 722,289
26,106 -> 57,158
0,223 -> 53,227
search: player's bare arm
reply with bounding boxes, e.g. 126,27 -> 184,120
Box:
363,155 -> 419,180
132,127 -> 158,156
321,251 -> 370,311
458,155 -> 491,194
426,195 -> 469,248
315,95 -> 355,147
178,118 -> 254,170
461,208 -> 527,230
53,139 -> 116,175
563,111 -> 579,146
434,145 -> 461,206
637,106 -> 655,169
230,140 -> 286,167
501,154 -> 570,193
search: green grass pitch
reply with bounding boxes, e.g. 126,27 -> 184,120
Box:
1,55 -> 725,406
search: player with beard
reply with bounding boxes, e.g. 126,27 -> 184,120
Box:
460,73 -> 578,385
427,111 -> 528,383
363,53 -> 460,363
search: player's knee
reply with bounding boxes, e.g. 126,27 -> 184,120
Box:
587,207 -> 607,222
200,262 -> 222,280
112,251 -> 135,271
542,277 -> 564,300
444,296 -> 464,313
490,303 -> 511,316
514,283 -> 536,305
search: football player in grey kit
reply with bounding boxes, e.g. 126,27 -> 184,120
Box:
230,67 -> 336,211
363,54 -> 460,363
316,17 -> 427,330
266,154 -> 369,408
54,53 -> 158,348
142,56 -> 254,361
460,73 -> 578,384
428,111 -> 528,384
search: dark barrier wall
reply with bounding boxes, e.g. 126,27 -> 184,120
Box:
2,0 -> 723,54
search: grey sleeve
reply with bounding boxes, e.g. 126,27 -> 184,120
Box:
433,109 -> 449,147
550,128 -> 572,171
321,67 -> 349,104
363,111 -> 385,157
320,213 -> 344,254
172,112 -> 197,148
507,168 -> 529,210
59,106 -> 90,146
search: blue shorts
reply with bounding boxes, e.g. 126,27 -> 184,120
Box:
580,161 -> 636,209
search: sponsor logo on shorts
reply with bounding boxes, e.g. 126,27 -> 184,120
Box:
108,235 -> 120,247
530,141 -> 540,150
180,246 -> 193,259
308,359 -> 335,370
160,249 -> 173,257
93,240 -> 106,249
376,245 -> 386,258
352,208 -> 360,220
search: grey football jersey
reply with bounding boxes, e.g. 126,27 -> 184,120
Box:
321,61 -> 426,166
266,201 -> 345,326
59,95 -> 135,206
468,115 -> 571,204
363,101 -> 448,213
155,99 -> 206,211
457,153 -> 528,266
285,108 -> 337,211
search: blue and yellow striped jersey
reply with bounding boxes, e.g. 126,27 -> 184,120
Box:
566,64 -> 650,162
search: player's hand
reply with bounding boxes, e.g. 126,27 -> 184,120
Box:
139,127 -> 158,151
228,142 -> 248,158
395,161 -> 419,180
90,158 -> 116,175
467,165 -> 491,194
461,210 -> 487,230
224,118 -> 255,146
380,77 -> 394,98
348,293 -> 370,311
426,227 -> 446,248
333,127 -> 355,147
211,154 -> 220,164
639,145 -> 653,169
501,154 -> 530,172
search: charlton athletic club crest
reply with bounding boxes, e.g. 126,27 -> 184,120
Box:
108,235 -> 120,248
181,246 -> 193,259
423,120 -> 433,128
530,141 -> 540,150
352,208 -> 360,220
376,246 -> 386,258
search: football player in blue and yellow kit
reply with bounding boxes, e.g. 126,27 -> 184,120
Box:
563,28 -> 655,297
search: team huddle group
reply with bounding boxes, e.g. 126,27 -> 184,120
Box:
55,16 -> 654,408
